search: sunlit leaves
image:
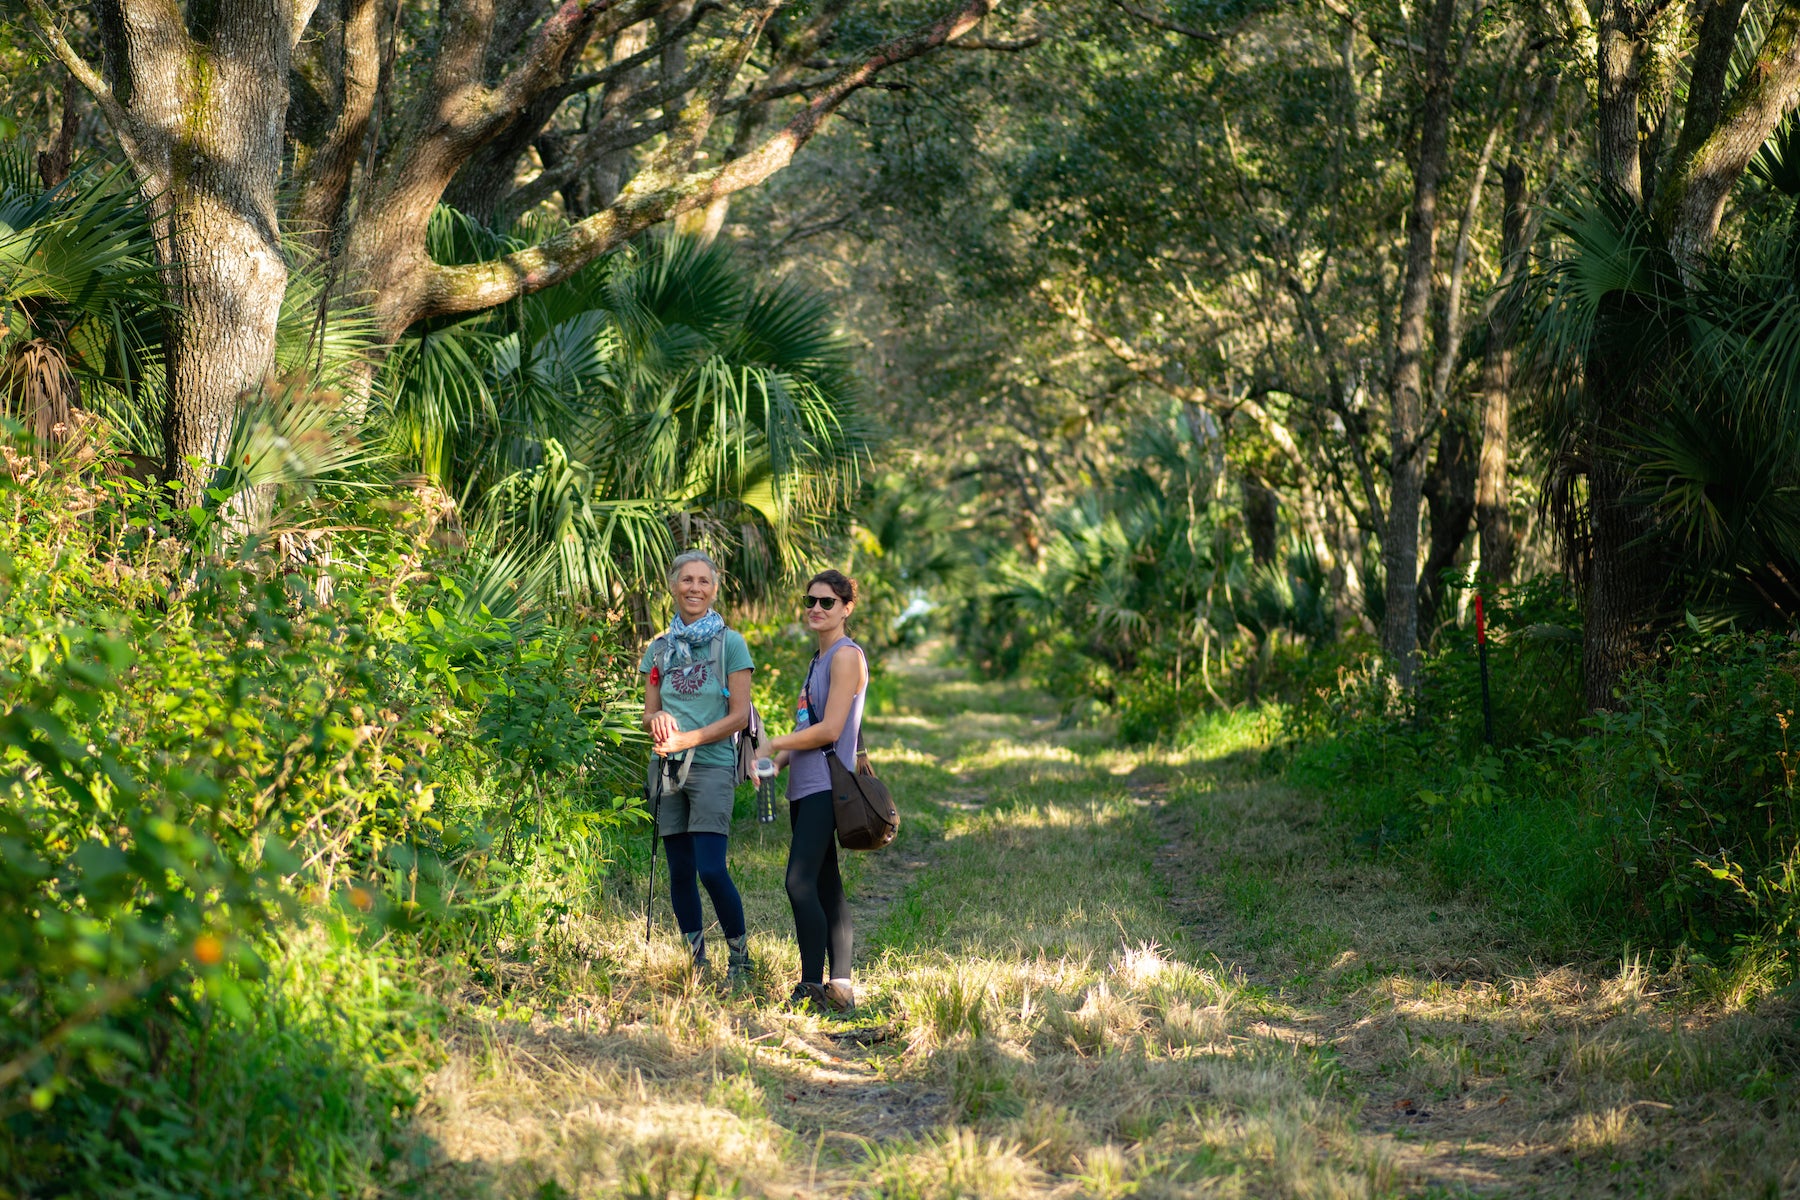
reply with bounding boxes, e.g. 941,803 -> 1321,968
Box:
380,224 -> 867,606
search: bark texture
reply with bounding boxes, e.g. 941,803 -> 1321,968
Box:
1595,0 -> 1645,201
1661,0 -> 1800,263
1380,0 -> 1458,689
72,0 -> 298,498
291,0 -> 381,255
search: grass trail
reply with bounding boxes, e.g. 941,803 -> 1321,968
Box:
417,659 -> 1800,1198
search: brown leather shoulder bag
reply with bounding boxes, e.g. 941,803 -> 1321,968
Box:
805,646 -> 898,851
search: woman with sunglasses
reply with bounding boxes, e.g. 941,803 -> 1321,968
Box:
641,550 -> 754,983
765,569 -> 866,1013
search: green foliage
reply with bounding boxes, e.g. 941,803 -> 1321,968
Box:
1525,182 -> 1800,628
0,419 -> 644,1189
953,401 -> 1338,728
382,222 -> 868,606
0,152 -> 164,453
1288,575 -> 1800,979
843,470 -> 979,654
0,639 -> 289,1113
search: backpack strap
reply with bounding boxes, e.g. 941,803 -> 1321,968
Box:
707,629 -> 730,698
652,631 -> 730,699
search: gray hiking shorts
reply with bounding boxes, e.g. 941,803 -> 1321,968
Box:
649,761 -> 737,837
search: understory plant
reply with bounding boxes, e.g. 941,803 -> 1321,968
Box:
0,416 -> 643,1193
1288,572 -> 1800,981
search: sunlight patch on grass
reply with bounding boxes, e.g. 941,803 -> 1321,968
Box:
866,1127 -> 1042,1200
411,658 -> 1800,1198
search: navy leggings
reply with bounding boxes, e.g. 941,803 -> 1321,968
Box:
786,790 -> 853,983
663,832 -> 745,939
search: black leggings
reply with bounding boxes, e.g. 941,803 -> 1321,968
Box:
786,790 -> 853,983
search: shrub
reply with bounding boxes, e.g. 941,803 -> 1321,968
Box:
1287,573 -> 1800,979
0,432 -> 643,1189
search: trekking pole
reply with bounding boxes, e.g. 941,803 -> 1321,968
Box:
1474,592 -> 1494,745
643,772 -> 661,943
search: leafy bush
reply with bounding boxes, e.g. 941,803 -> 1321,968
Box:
1288,574 -> 1800,978
0,427 -> 643,1190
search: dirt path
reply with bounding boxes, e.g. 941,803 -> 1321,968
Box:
417,661 -> 1800,1199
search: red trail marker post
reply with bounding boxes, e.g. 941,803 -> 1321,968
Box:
1474,593 -> 1494,744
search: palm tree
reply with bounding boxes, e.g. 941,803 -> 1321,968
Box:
1523,177 -> 1800,641
998,400 -> 1335,707
0,153 -> 161,453
380,216 -> 867,609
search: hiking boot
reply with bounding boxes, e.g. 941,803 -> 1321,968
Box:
725,935 -> 752,987
684,930 -> 707,972
822,980 -> 855,1013
787,982 -> 829,1014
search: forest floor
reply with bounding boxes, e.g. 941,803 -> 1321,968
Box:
413,656 -> 1800,1198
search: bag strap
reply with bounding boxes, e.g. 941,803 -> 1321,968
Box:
652,745 -> 695,795
648,632 -> 718,783
707,630 -> 730,698
804,650 -> 822,736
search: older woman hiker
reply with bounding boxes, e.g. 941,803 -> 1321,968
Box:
641,550 -> 754,983
765,569 -> 867,1014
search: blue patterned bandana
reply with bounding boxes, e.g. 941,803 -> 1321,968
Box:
662,608 -> 724,667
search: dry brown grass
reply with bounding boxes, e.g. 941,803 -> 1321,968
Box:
409,660 -> 1800,1198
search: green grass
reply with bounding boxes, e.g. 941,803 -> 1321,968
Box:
191,652 -> 1800,1200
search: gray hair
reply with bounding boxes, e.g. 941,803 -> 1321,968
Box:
666,550 -> 720,591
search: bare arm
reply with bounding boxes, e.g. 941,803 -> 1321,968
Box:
769,649 -> 865,754
643,674 -> 679,743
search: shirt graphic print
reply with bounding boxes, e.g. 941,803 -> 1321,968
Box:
638,628 -> 754,769
664,659 -> 713,698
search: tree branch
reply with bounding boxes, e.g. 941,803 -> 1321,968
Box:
947,33 -> 1042,50
1317,0 -> 1425,56
558,0 -> 722,98
418,0 -> 1004,321
1106,0 -> 1252,43
1661,0 -> 1800,262
293,0 -> 381,254
22,1 -> 128,132
491,0 -> 628,115
1666,0 -> 1749,193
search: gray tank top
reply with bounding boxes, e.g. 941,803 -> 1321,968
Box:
787,636 -> 865,800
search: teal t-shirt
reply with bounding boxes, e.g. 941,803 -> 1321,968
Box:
640,629 -> 754,768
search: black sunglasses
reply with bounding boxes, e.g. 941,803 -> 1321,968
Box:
801,594 -> 840,611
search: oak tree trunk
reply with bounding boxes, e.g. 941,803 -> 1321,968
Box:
91,2 -> 295,501
1474,159 -> 1526,585
1417,413 -> 1476,643
1594,0 -> 1643,202
1381,0 -> 1458,689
